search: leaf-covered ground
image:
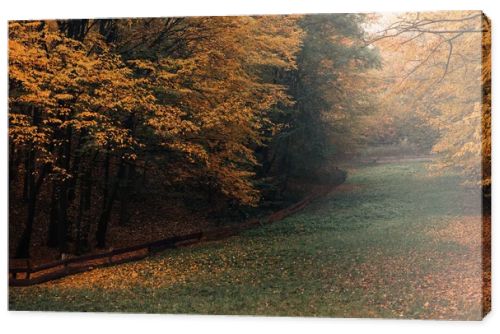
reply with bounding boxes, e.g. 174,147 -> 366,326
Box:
9,160 -> 486,319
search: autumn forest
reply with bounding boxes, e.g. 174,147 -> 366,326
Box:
9,12 -> 491,319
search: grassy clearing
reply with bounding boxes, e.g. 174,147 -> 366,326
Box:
9,160 -> 484,319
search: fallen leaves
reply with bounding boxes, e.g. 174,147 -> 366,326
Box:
10,160 -> 487,319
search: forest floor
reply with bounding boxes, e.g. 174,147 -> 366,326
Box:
9,160 -> 487,320
9,182 -> 219,266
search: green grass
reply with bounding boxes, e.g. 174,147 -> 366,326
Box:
9,160 -> 484,319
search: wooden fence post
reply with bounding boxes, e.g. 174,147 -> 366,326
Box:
26,259 -> 31,280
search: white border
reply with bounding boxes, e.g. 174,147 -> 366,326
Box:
1,1 -> 499,333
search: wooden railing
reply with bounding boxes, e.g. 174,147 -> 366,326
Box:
9,185 -> 334,286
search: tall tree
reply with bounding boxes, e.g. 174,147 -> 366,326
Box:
260,14 -> 379,193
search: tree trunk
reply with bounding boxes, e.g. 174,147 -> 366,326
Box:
96,160 -> 125,248
9,144 -> 19,184
75,161 -> 92,254
102,149 -> 110,202
14,148 -> 36,258
67,137 -> 83,203
56,180 -> 69,253
54,126 -> 73,253
119,163 -> 135,226
48,128 -> 76,253
47,184 -> 59,247
15,107 -> 45,258
22,153 -> 30,202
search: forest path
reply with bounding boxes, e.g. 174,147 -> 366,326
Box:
9,160 -> 484,319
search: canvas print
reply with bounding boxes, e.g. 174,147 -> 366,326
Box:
8,11 -> 491,320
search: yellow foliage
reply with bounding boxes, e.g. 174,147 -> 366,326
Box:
367,12 -> 489,187
9,17 -> 303,205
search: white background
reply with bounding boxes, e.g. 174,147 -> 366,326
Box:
1,0 -> 498,333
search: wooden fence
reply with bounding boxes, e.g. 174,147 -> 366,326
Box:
9,185 -> 333,287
